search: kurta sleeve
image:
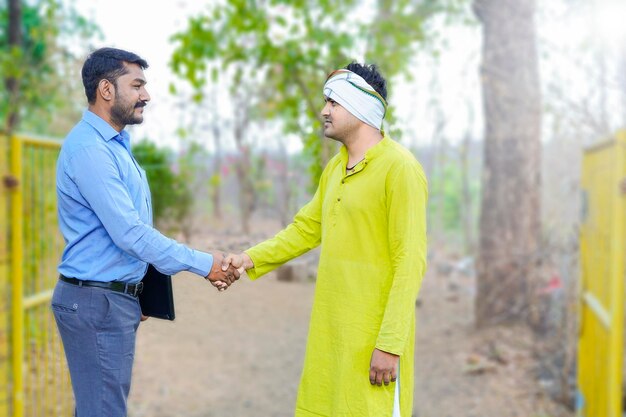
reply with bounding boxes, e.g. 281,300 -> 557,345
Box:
244,175 -> 324,280
375,161 -> 428,355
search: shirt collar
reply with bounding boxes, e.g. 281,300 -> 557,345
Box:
364,133 -> 390,160
82,110 -> 128,142
339,133 -> 391,163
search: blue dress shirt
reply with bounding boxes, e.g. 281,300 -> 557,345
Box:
56,110 -> 213,283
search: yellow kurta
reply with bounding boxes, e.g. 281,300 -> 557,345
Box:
246,135 -> 428,417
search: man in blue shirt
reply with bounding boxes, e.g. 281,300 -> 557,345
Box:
52,47 -> 238,417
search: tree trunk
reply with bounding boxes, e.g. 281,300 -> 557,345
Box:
5,0 -> 22,134
433,118 -> 447,236
473,0 -> 542,327
424,69 -> 446,237
210,103 -> 222,220
460,131 -> 474,256
1,4 -> 22,412
278,142 -> 291,227
233,93 -> 254,234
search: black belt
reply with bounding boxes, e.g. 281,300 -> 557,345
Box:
59,275 -> 144,297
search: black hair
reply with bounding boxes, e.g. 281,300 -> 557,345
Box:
344,62 -> 387,101
81,47 -> 149,104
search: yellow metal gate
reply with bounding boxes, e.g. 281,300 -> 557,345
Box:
4,135 -> 72,417
578,131 -> 626,417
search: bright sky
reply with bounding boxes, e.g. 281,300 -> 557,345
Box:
73,0 -> 210,150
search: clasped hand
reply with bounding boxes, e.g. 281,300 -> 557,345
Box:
204,251 -> 253,291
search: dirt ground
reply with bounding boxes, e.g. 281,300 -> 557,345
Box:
127,222 -> 573,417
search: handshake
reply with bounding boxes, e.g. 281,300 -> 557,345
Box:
205,251 -> 255,291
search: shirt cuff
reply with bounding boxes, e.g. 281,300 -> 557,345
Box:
188,251 -> 213,277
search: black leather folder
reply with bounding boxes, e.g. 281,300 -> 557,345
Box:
138,264 -> 175,320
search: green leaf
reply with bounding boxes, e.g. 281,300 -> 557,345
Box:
168,0 -> 466,185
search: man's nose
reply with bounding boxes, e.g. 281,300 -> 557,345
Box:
321,103 -> 329,117
141,88 -> 151,102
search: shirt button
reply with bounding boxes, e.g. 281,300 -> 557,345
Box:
337,198 -> 341,202
341,179 -> 345,184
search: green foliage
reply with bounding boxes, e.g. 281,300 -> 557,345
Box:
209,173 -> 221,188
433,164 -> 461,231
429,161 -> 480,233
132,140 -> 177,222
0,0 -> 100,135
249,152 -> 273,208
132,139 -> 194,228
170,0 -> 465,189
174,141 -> 206,224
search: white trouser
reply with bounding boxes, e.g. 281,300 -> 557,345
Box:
392,362 -> 401,417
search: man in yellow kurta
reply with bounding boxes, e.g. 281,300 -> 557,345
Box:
224,62 -> 427,417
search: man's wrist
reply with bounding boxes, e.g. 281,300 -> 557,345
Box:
242,252 -> 254,270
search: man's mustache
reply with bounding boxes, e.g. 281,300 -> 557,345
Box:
135,101 -> 147,108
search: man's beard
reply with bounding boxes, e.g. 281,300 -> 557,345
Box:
111,94 -> 145,127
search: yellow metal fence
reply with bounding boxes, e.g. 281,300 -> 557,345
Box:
2,136 -> 10,417
578,131 -> 626,417
3,134 -> 72,417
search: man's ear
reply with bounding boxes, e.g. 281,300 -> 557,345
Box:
98,79 -> 115,102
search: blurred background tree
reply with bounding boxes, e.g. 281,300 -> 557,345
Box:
0,0 -> 99,137
473,0 -> 542,327
133,139 -> 196,241
169,0 -> 466,191
132,140 -> 179,224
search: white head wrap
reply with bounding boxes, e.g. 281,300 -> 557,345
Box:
323,69 -> 387,130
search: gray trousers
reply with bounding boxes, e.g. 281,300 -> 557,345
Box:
52,280 -> 141,417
